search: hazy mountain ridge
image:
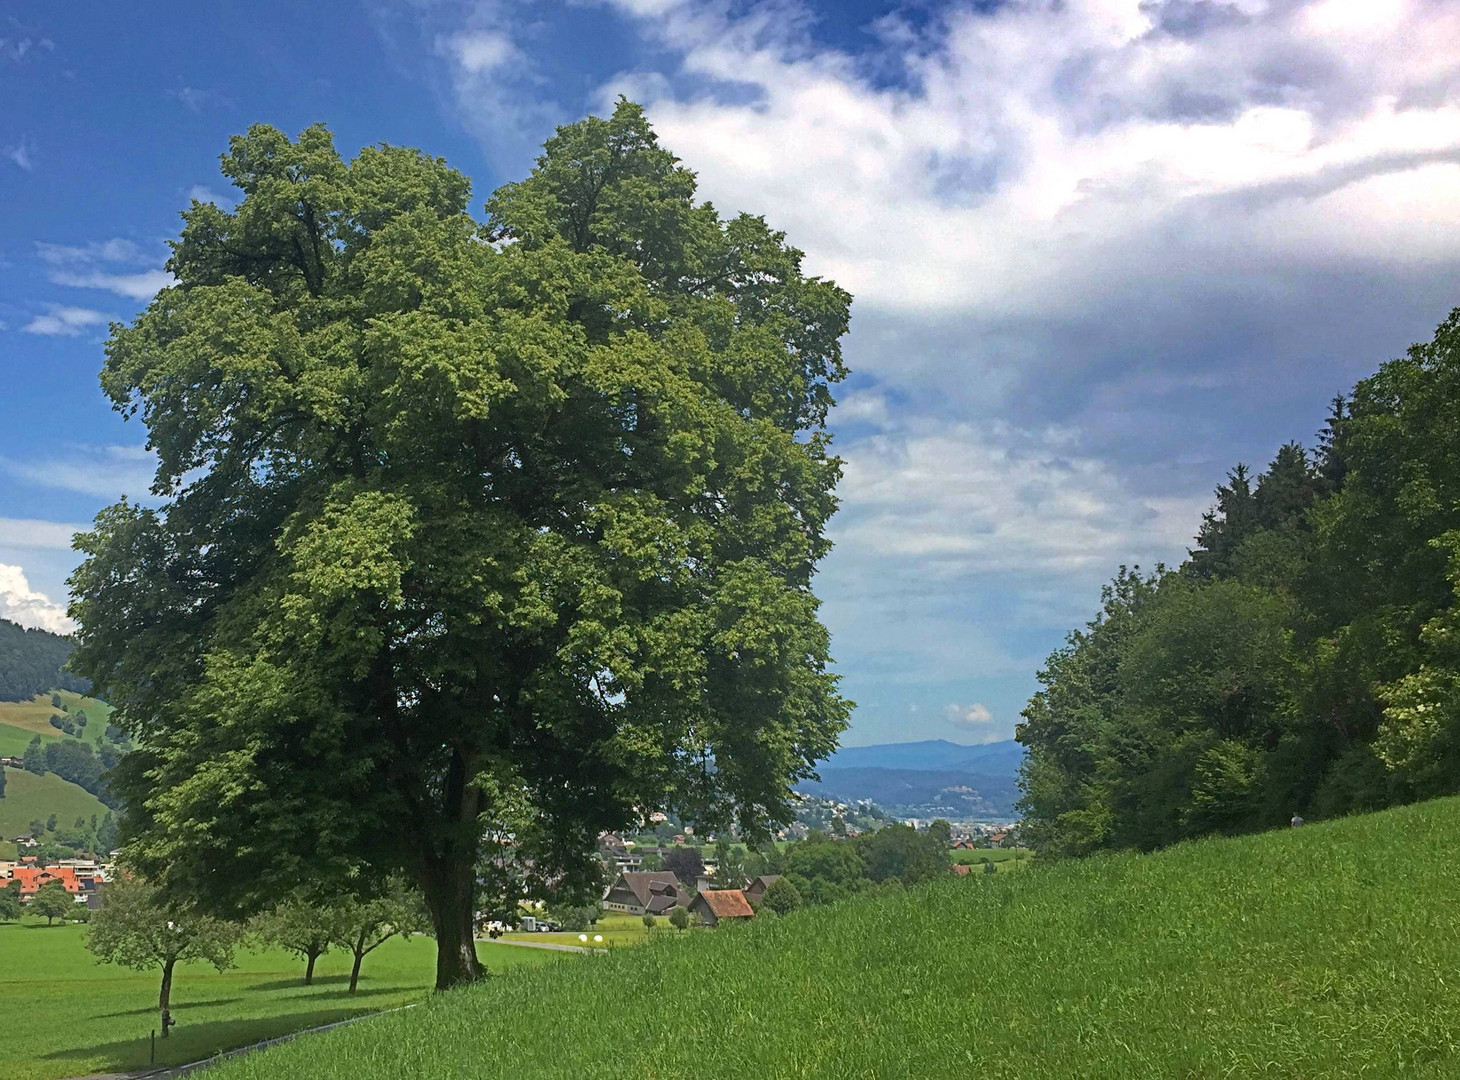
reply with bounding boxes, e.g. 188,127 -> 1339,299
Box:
801,739 -> 1027,817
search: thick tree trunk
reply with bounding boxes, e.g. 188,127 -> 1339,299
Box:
158,958 -> 175,1037
304,950 -> 318,986
348,945 -> 364,994
420,853 -> 483,992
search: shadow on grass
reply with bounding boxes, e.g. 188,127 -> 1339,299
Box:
246,974 -> 352,992
95,997 -> 245,1019
41,1006 -> 385,1068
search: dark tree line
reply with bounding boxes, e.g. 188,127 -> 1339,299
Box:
0,618 -> 88,701
21,734 -> 121,807
1019,308 -> 1460,856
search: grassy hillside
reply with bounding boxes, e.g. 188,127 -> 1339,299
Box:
0,689 -> 114,746
210,797 -> 1460,1080
0,768 -> 108,840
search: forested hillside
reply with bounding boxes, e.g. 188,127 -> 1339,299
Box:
1019,308 -> 1460,855
0,618 -> 87,701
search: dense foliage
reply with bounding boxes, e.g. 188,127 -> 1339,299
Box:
776,823 -> 948,905
1019,309 -> 1460,855
68,101 -> 851,989
0,619 -> 87,701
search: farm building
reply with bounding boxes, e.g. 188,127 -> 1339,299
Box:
689,889 -> 755,927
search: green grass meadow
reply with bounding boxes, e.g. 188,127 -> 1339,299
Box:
0,924 -> 560,1080
0,769 -> 109,843
950,846 -> 1033,868
503,912 -> 656,949
206,796 -> 1460,1080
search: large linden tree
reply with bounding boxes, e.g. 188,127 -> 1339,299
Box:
70,101 -> 852,989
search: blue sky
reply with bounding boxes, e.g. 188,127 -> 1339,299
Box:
2,0 -> 1459,746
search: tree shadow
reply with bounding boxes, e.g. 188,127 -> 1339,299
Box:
42,1007 -> 387,1070
246,974 -> 353,992
95,997 -> 244,1019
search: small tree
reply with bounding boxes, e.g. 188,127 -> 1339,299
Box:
51,692 -> 64,709
641,913 -> 655,930
929,819 -> 953,847
0,761 -> 7,799
0,888 -> 22,921
332,884 -> 428,994
761,877 -> 803,915
46,813 -> 58,833
22,736 -> 44,775
668,906 -> 690,931
32,881 -> 75,925
255,901 -> 337,985
983,859 -> 997,876
548,903 -> 599,932
86,877 -> 239,1036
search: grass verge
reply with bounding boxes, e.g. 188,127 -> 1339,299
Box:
206,796 -> 1460,1080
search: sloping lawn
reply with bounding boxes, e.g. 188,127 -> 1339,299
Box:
0,769 -> 109,842
0,922 -> 559,1080
206,796 -> 1460,1080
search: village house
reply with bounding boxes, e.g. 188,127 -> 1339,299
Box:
743,875 -> 781,905
601,871 -> 690,916
689,889 -> 755,927
9,865 -> 85,903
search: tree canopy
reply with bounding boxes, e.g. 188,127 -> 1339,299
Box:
69,100 -> 852,990
0,618 -> 88,702
1018,308 -> 1460,855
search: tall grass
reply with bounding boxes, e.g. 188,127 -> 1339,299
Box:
203,796 -> 1460,1079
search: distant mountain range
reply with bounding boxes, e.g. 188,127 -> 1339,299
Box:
797,739 -> 1026,820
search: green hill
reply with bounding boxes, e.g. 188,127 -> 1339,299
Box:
0,768 -> 108,844
204,797 -> 1460,1080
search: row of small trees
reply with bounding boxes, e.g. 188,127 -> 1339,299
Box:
1,876 -> 428,1037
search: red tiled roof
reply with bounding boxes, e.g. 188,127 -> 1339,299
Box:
696,889 -> 755,919
12,866 -> 80,895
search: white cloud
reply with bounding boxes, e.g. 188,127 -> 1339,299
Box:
2,445 -> 156,499
3,141 -> 33,170
33,238 -> 174,300
49,268 -> 173,300
22,305 -> 108,336
944,702 -> 994,729
833,418 -> 1201,580
597,0 -> 1460,342
36,240 -> 143,265
0,518 -> 86,550
187,184 -> 228,205
0,564 -> 73,634
445,30 -> 518,74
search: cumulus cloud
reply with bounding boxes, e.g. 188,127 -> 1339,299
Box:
0,564 -> 73,634
22,305 -> 108,336
432,17 -> 559,159
445,30 -> 518,74
409,0 -> 1460,738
